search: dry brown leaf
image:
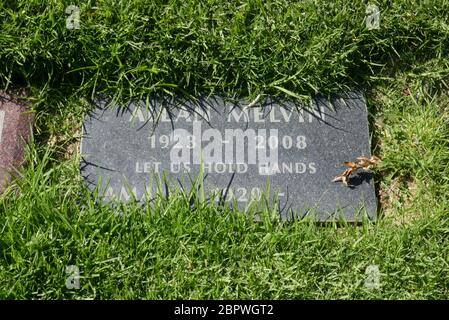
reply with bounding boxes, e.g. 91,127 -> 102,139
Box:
344,161 -> 359,169
332,155 -> 381,187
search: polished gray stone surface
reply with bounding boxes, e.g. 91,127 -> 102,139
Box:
81,92 -> 377,221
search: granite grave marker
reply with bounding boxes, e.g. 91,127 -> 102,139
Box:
0,91 -> 34,193
81,92 -> 377,221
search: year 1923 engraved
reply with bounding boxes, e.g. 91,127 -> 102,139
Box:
150,133 -> 307,150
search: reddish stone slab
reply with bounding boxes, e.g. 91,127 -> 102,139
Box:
0,91 -> 34,193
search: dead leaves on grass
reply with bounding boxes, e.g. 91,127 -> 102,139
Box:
332,155 -> 381,187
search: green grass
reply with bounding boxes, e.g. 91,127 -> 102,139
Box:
1,0 -> 449,299
2,0 -> 449,102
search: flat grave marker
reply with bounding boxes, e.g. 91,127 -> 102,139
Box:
0,92 -> 34,193
81,92 -> 377,221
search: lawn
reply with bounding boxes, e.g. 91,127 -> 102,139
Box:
0,0 -> 448,299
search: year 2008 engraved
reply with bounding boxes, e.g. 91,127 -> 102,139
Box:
150,133 -> 306,150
